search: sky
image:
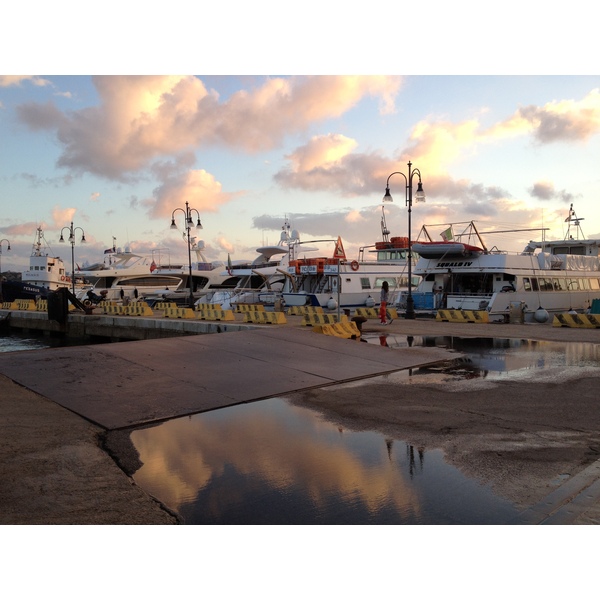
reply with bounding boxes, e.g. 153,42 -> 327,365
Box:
1,5 -> 599,275
2,0 -> 597,583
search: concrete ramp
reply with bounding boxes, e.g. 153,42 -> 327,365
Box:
0,328 -> 452,430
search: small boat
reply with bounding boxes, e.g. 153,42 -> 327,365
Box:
411,241 -> 484,258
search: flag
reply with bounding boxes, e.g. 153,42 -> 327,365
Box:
333,236 -> 346,260
227,253 -> 233,275
150,260 -> 157,272
440,226 -> 453,242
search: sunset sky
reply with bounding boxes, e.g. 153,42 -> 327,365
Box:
1,6 -> 598,274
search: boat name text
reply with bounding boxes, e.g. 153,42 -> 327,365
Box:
436,261 -> 474,268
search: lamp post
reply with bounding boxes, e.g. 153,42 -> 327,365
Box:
0,238 -> 10,301
170,201 -> 202,308
59,222 -> 86,295
383,161 -> 425,319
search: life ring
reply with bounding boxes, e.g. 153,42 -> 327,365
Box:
61,276 -> 65,281
66,276 -> 71,283
83,299 -> 92,307
350,260 -> 359,271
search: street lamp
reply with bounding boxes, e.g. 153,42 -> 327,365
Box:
383,161 -> 425,319
170,201 -> 202,308
0,238 -> 10,300
59,222 -> 86,295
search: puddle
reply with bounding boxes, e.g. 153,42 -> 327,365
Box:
129,396 -> 518,525
362,334 -> 600,386
123,336 -> 600,524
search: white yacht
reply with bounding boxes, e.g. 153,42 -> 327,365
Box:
405,205 -> 600,322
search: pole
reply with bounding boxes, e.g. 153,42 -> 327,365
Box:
406,162 -> 415,319
187,207 -> 194,308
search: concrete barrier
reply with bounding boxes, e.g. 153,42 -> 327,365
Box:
313,321 -> 361,339
15,299 -> 37,311
243,311 -> 286,324
301,313 -> 349,326
287,306 -> 324,316
552,313 -> 600,328
163,307 -> 196,319
196,303 -> 221,310
436,309 -> 489,323
197,308 -> 235,321
153,302 -> 177,311
234,304 -> 265,313
355,307 -> 399,319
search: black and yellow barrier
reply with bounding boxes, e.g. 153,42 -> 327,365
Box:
14,299 -> 37,311
196,303 -> 221,310
313,320 -> 361,339
552,313 -> 600,328
354,307 -> 399,320
436,309 -> 489,323
102,303 -> 154,316
1,301 -> 17,310
243,311 -> 287,324
234,304 -> 265,313
287,306 -> 324,316
301,313 -> 348,326
153,302 -> 177,311
163,307 -> 196,319
197,308 -> 235,321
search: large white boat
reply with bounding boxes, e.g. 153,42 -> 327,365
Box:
76,238 -> 239,304
404,205 -> 600,322
1,227 -> 90,302
279,207 -> 417,311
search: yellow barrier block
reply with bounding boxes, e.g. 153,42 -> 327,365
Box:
552,313 -> 600,328
243,311 -> 287,324
2,301 -> 18,310
15,299 -> 37,311
234,304 -> 265,313
127,304 -> 154,316
314,321 -> 360,339
287,306 -> 324,316
197,309 -> 235,321
154,302 -> 177,311
196,303 -> 221,310
163,307 -> 196,319
301,313 -> 348,326
36,300 -> 48,311
355,307 -> 399,319
436,309 -> 489,323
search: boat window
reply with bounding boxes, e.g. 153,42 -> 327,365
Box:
374,277 -> 396,288
523,278 -> 532,292
553,278 -> 566,291
360,277 -> 371,290
581,278 -> 590,291
590,278 -> 600,291
567,279 -> 580,291
530,277 -> 539,292
537,277 -> 550,292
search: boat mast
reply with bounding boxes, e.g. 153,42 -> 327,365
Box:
564,203 -> 585,240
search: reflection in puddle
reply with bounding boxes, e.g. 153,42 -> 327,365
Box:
127,336 -> 600,524
130,397 -> 518,524
363,335 -> 600,386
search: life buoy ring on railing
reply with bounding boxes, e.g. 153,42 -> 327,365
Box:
350,260 -> 359,271
61,276 -> 65,281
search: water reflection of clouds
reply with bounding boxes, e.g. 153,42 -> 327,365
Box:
131,399 -> 422,519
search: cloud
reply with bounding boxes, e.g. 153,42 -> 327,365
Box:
148,168 -> 235,219
0,75 -> 51,87
529,180 -> 577,203
487,88 -> 600,143
15,75 -> 402,182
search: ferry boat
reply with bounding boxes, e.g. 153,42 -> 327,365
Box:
403,205 -> 600,322
279,207 -> 418,311
1,227 -> 89,302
